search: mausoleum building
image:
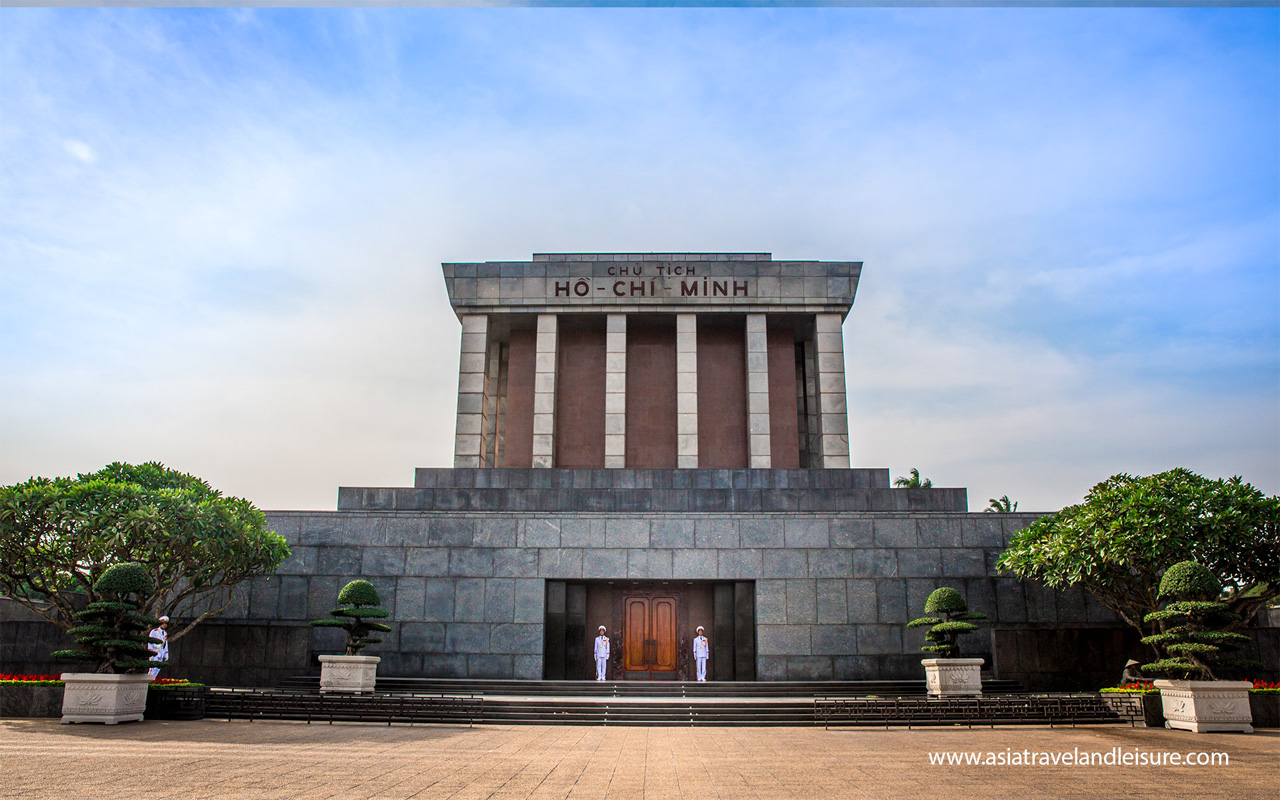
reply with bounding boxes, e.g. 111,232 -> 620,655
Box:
4,254 -> 1157,689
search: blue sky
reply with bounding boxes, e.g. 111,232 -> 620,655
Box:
1,8 -> 1277,511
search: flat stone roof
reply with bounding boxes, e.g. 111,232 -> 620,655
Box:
442,252 -> 861,317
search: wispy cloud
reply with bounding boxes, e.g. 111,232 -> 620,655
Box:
1,8 -> 1275,511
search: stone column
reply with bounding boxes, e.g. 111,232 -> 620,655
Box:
531,313 -> 559,468
605,314 -> 627,468
454,314 -> 488,468
814,313 -> 850,468
745,314 -> 771,468
676,313 -> 698,468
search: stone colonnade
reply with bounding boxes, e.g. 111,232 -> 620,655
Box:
453,311 -> 850,470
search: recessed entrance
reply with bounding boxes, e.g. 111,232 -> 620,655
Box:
543,580 -> 756,681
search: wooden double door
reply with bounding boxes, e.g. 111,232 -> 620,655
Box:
622,595 -> 678,680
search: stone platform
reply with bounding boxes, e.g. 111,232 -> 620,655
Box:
339,468 -> 967,513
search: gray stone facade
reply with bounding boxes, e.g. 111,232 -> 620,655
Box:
190,467 -> 1126,683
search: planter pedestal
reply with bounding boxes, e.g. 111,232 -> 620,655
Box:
319,655 -> 380,693
60,673 -> 153,724
1153,680 -> 1253,734
921,658 -> 984,697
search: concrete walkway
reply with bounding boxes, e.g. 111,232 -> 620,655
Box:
1,719 -> 1276,800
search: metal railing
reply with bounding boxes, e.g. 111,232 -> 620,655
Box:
206,688 -> 482,727
814,693 -> 1144,729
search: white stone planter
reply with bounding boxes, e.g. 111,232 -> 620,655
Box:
922,658 -> 984,697
60,672 -> 153,724
1153,679 -> 1253,733
319,655 -> 380,693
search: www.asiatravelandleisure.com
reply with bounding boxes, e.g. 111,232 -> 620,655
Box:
928,748 -> 1230,766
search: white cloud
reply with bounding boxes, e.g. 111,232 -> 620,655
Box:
62,139 -> 95,163
1,9 -> 1275,512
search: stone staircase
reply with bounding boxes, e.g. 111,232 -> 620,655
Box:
198,677 -> 1142,727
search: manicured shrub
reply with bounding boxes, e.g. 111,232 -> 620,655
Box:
907,586 -> 986,658
310,579 -> 392,655
1158,560 -> 1221,600
1140,561 -> 1257,680
51,563 -> 162,674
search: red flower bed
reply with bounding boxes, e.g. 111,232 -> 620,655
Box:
0,673 -> 200,686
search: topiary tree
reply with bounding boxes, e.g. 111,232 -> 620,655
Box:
52,563 -> 162,674
0,462 -> 291,644
907,587 -> 987,658
310,580 -> 391,655
1140,561 -> 1257,681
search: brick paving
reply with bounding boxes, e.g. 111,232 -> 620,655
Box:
0,719 -> 1276,800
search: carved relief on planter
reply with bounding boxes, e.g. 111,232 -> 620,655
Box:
921,658 -> 984,697
1153,680 -> 1253,734
60,673 -> 154,724
319,655 -> 380,693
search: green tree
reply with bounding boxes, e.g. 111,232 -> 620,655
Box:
894,468 -> 932,489
0,462 -> 290,643
907,587 -> 986,658
997,469 -> 1279,643
1140,561 -> 1256,680
311,580 -> 392,655
53,563 -> 161,673
985,495 -> 1018,513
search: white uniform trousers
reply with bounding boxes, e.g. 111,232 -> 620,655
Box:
696,657 -> 708,681
596,657 -> 608,681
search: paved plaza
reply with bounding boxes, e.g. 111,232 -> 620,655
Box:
0,720 -> 1275,800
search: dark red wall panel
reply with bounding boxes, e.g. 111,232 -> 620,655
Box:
555,320 -> 606,468
767,327 -> 801,469
696,319 -> 748,468
502,329 -> 536,468
626,321 -> 678,468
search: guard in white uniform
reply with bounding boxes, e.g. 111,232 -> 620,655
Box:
693,626 -> 709,682
594,626 -> 611,681
148,615 -> 169,678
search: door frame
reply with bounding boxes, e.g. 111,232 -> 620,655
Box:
621,594 -> 679,680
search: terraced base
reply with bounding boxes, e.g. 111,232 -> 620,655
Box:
202,678 -> 1141,728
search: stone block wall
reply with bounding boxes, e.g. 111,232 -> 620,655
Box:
162,508 -> 1128,685
5,514 -> 1276,688
0,600 -> 76,676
